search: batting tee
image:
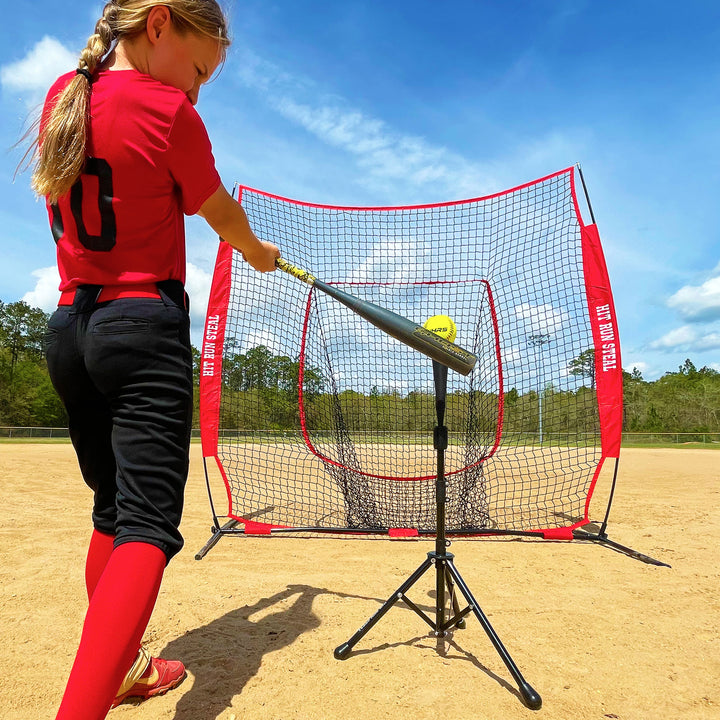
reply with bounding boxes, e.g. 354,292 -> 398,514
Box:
197,166 -> 632,555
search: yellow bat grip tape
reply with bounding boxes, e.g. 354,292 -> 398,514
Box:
276,258 -> 316,285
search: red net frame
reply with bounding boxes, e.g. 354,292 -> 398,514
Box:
199,167 -> 622,540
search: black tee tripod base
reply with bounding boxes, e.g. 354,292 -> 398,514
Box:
333,361 -> 542,711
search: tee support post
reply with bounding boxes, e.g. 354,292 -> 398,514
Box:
334,359 -> 542,710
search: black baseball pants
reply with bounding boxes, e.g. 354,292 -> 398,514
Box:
43,282 -> 193,561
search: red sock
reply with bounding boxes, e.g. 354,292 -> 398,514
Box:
55,542 -> 166,720
85,529 -> 115,601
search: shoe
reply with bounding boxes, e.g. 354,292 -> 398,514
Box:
112,646 -> 186,707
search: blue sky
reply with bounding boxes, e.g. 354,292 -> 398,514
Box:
1,0 -> 719,380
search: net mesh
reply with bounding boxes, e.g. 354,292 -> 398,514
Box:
203,168 -> 609,534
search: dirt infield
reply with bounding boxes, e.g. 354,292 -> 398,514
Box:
1,445 -> 718,719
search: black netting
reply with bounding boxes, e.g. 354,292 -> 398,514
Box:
206,169 -> 603,534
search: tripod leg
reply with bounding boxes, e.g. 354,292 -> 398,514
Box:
334,557 -> 434,659
445,560 -> 542,710
444,564 -> 466,630
194,519 -> 239,561
435,556 -> 446,635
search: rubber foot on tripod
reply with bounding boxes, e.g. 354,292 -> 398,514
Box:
334,643 -> 352,660
520,683 -> 542,710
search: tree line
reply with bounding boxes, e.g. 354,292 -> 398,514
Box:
2,300 -> 719,434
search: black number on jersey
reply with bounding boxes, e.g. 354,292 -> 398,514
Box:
51,157 -> 117,252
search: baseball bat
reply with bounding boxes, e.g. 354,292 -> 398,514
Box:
275,257 -> 477,375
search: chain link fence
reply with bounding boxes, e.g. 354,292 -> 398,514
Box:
1,428 -> 718,445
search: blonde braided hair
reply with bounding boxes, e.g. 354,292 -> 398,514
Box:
31,0 -> 229,203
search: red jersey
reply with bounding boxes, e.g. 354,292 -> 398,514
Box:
43,69 -> 222,294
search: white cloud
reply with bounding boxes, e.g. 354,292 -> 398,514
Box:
22,262 -> 215,324
695,332 -> 720,350
1,36 -> 77,104
514,303 -> 568,337
651,325 -> 697,348
236,48 -> 594,210
185,261 -> 212,328
623,360 -> 649,375
667,270 -> 720,321
242,329 -> 284,354
346,236 -> 430,285
273,97 -> 496,199
236,49 -> 500,200
21,262 -> 214,349
22,266 -> 60,311
236,51 -> 303,95
651,325 -> 720,351
234,48 -> 590,209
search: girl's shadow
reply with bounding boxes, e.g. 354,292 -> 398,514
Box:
160,583 -> 375,720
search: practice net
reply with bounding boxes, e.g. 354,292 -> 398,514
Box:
199,167 -> 622,538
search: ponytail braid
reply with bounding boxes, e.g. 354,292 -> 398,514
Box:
31,2 -> 118,202
28,0 -> 230,203
80,2 -> 119,74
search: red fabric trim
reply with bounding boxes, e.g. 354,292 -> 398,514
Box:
223,516 -> 292,533
199,240 -> 234,457
214,456 -> 234,518
486,280 -> 505,459
538,527 -> 575,541
581,223 -> 623,458
202,168 -> 615,537
583,456 -> 608,522
242,520 -> 273,535
389,528 -> 419,537
332,278 -> 484,288
237,167 -> 573,213
297,288 -> 317,460
296,280 -> 503,481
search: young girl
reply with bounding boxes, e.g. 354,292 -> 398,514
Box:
32,2 -> 279,717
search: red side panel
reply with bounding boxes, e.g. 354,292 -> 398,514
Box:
581,223 -> 623,458
199,240 -> 234,458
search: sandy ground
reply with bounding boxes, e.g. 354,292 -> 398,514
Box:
1,444 -> 718,720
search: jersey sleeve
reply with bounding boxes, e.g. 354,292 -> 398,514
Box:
166,99 -> 222,216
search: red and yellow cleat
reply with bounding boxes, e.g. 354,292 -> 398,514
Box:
112,647 -> 186,707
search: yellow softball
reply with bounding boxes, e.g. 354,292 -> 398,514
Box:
423,314 -> 457,343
